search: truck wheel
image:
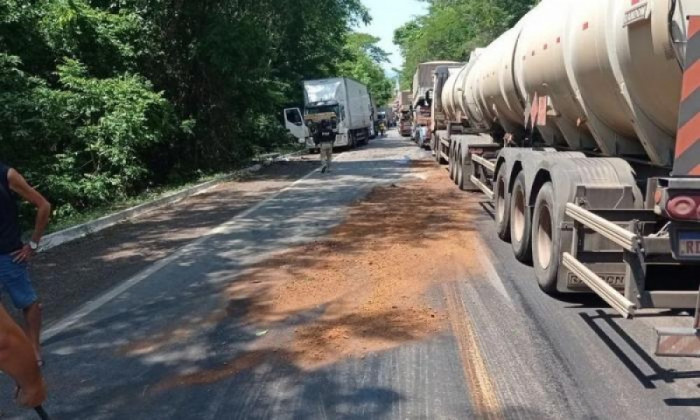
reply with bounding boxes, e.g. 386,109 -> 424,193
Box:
452,148 -> 460,185
494,169 -> 511,241
532,182 -> 560,293
438,140 -> 448,165
456,148 -> 464,187
433,137 -> 442,163
448,145 -> 456,181
510,172 -> 532,263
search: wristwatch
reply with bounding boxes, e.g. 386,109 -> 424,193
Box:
28,240 -> 39,251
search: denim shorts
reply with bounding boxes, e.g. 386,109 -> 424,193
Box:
0,253 -> 38,309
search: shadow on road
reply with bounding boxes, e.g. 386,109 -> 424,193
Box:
580,310 -> 700,402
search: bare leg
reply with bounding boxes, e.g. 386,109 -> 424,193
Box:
23,303 -> 42,363
0,304 -> 45,407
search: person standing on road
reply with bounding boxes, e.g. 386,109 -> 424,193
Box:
0,162 -> 51,366
0,302 -> 46,409
314,119 -> 336,173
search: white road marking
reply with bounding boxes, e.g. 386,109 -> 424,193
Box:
43,167 -> 321,341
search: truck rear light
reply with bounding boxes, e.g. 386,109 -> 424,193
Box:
666,196 -> 700,220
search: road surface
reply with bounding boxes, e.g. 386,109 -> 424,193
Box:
2,131 -> 700,419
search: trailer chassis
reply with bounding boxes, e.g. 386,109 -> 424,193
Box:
466,146 -> 700,357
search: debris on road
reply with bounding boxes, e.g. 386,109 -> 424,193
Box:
141,160 -> 499,392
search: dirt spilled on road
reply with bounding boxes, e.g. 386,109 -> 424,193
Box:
143,160 -> 490,390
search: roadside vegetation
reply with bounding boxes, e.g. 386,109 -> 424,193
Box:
0,0 -> 393,226
394,0 -> 537,89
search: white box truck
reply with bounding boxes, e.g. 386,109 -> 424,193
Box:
284,77 -> 373,152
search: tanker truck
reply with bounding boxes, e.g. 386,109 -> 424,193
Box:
431,64 -> 465,134
434,0 -> 700,356
284,77 -> 373,152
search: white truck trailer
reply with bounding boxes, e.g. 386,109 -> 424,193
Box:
432,0 -> 700,356
284,77 -> 373,152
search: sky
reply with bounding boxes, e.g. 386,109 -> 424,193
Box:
358,0 -> 428,77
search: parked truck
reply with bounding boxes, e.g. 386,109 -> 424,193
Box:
284,77 -> 373,152
380,107 -> 395,127
397,90 -> 413,137
431,0 -> 700,356
412,61 -> 461,147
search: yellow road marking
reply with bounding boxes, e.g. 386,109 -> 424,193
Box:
443,281 -> 503,420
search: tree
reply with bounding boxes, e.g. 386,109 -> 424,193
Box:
337,33 -> 394,106
0,0 -> 373,220
394,0 -> 537,89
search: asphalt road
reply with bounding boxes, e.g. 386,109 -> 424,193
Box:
2,131 -> 700,419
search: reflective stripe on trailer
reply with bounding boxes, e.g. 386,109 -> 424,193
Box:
674,16 -> 700,177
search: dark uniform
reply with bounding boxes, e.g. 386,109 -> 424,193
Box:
313,120 -> 335,173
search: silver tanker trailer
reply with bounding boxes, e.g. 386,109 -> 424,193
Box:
430,0 -> 700,356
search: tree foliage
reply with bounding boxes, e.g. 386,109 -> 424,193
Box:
337,33 -> 394,106
394,0 -> 537,88
0,0 -> 391,219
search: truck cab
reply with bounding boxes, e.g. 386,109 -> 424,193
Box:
283,107 -> 310,144
412,94 -> 432,147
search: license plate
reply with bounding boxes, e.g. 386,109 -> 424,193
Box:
568,273 -> 625,289
678,231 -> 700,258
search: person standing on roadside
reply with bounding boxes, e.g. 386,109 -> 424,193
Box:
0,302 -> 46,409
0,162 -> 51,366
314,119 -> 336,173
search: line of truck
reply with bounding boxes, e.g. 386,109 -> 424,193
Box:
416,0 -> 700,356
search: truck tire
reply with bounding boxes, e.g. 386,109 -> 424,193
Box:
509,172 -> 532,263
494,169 -> 511,241
456,148 -> 464,187
448,145 -> 456,181
438,140 -> 448,165
532,182 -> 560,293
452,148 -> 461,185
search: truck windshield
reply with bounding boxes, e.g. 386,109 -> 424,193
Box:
306,105 -> 340,116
